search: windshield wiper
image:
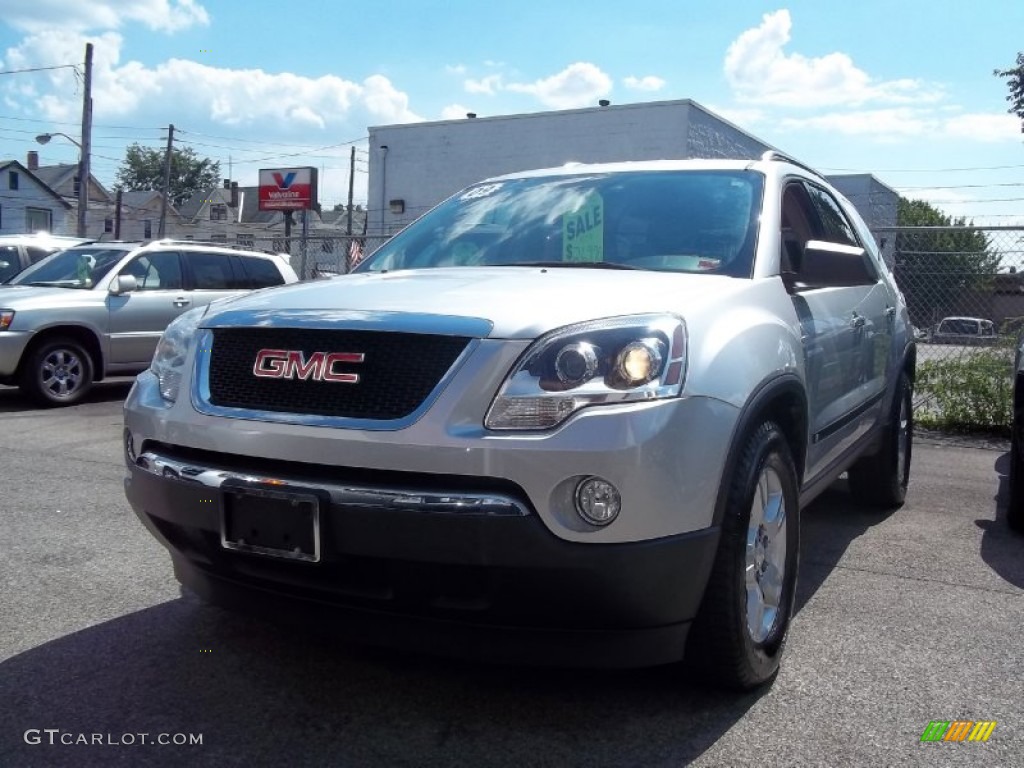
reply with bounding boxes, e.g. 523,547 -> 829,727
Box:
489,261 -> 640,270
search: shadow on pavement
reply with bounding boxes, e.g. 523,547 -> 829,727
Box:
0,380 -> 134,413
977,452 -> 1024,589
794,481 -> 895,616
0,593 -> 769,768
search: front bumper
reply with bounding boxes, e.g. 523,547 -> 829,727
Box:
124,447 -> 720,667
0,330 -> 32,381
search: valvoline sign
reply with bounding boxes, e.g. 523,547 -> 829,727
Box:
258,167 -> 318,211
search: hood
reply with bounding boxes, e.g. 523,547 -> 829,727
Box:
0,284 -> 101,310
203,267 -> 753,339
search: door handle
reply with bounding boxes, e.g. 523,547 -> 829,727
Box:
173,297 -> 191,307
850,313 -> 866,329
885,306 -> 896,320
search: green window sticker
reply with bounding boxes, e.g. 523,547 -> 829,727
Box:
563,191 -> 604,262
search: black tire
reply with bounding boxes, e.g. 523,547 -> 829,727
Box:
1008,395 -> 1024,533
686,421 -> 800,690
848,373 -> 913,509
19,337 -> 94,407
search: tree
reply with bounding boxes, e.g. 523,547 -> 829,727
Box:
893,197 -> 1000,327
114,143 -> 221,208
994,52 -> 1024,121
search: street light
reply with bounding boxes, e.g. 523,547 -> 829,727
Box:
36,132 -> 87,237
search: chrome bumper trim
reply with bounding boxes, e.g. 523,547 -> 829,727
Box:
133,449 -> 531,517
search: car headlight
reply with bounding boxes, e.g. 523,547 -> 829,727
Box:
485,314 -> 687,430
151,306 -> 207,402
0,310 -> 14,331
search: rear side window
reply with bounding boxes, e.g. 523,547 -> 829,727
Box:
185,251 -> 241,290
0,245 -> 20,281
939,319 -> 979,335
239,256 -> 285,288
25,246 -> 53,264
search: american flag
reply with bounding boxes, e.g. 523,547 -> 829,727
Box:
346,238 -> 365,271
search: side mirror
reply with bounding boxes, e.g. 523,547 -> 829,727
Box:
109,274 -> 138,295
793,240 -> 876,289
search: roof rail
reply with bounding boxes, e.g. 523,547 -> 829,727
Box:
141,238 -> 285,256
759,150 -> 825,180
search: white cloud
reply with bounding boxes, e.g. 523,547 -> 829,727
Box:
3,0 -> 209,33
725,10 -> 941,108
778,108 -> 1023,144
780,109 -> 934,138
623,75 -> 665,92
445,64 -> 467,75
441,104 -> 474,120
505,62 -> 612,109
943,113 -> 1022,142
2,30 -> 421,129
464,74 -> 503,95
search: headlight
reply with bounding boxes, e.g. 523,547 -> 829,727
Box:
151,306 -> 207,402
0,310 -> 14,331
485,314 -> 687,430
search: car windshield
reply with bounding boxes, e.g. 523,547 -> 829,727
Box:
11,246 -> 129,289
357,170 -> 764,278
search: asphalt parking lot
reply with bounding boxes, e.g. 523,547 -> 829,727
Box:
0,381 -> 1022,768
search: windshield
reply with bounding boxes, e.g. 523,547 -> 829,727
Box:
358,170 -> 764,277
11,246 -> 130,289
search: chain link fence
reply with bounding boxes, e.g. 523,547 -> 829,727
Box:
878,225 -> 1024,430
244,233 -> 392,279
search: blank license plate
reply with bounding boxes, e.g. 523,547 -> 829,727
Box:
221,482 -> 322,562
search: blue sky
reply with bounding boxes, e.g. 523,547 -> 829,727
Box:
1,0 -> 1022,223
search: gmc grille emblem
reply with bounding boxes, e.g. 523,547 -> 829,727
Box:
252,349 -> 365,383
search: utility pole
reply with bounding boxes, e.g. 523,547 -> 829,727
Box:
77,43 -> 93,238
346,146 -> 355,236
114,188 -> 122,239
158,123 -> 174,238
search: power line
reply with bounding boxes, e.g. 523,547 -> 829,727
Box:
0,64 -> 80,76
893,182 -> 1024,191
822,163 -> 1024,173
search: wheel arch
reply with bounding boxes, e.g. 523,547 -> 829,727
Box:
16,324 -> 105,382
712,373 -> 808,527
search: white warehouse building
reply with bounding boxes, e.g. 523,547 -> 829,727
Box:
366,99 -> 898,260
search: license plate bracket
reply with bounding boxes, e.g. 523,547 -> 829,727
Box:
220,480 -> 323,562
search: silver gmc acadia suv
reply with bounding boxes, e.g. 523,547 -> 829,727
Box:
123,152 -> 916,690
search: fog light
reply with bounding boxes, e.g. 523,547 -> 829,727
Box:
575,476 -> 621,526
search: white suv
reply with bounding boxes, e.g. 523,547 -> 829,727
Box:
0,240 -> 298,405
123,155 -> 915,690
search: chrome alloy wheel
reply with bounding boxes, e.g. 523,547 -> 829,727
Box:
745,466 -> 787,644
40,347 -> 86,400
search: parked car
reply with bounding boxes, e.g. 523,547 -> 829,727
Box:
0,240 -> 298,405
930,316 -> 997,345
0,233 -> 94,283
123,153 -> 915,690
1008,340 -> 1024,533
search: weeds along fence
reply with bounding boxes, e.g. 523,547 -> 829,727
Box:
878,225 -> 1024,432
